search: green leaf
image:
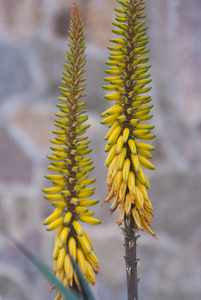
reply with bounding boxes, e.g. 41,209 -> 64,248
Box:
70,257 -> 96,300
34,258 -> 79,300
5,234 -> 79,300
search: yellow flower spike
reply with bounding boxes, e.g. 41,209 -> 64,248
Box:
43,12 -> 100,299
102,0 -> 155,239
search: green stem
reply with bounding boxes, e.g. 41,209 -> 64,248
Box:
124,215 -> 138,300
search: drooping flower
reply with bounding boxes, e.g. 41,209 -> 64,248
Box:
101,0 -> 156,237
43,2 -> 101,298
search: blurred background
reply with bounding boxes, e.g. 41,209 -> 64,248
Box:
0,0 -> 201,299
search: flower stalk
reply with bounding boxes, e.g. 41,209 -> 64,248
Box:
101,0 -> 156,299
43,2 -> 101,299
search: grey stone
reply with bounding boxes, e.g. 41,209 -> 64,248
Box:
0,44 -> 32,99
0,276 -> 28,300
149,172 -> 201,241
0,126 -> 33,183
11,103 -> 55,150
85,48 -> 109,113
0,0 -> 45,41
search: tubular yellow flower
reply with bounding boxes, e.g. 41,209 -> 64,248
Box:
43,2 -> 100,298
102,0 -> 156,237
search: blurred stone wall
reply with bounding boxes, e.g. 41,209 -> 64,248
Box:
0,0 -> 201,299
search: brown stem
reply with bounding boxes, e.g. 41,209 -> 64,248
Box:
124,215 -> 138,300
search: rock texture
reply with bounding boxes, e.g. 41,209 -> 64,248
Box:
0,0 -> 201,300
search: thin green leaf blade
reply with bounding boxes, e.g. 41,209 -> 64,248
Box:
5,233 -> 79,300
71,258 -> 96,300
34,258 -> 79,300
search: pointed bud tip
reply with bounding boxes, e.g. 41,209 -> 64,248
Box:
71,1 -> 80,21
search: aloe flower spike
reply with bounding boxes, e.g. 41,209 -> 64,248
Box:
43,2 -> 101,299
101,0 -> 156,299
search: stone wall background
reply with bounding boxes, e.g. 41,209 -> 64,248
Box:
0,0 -> 201,299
